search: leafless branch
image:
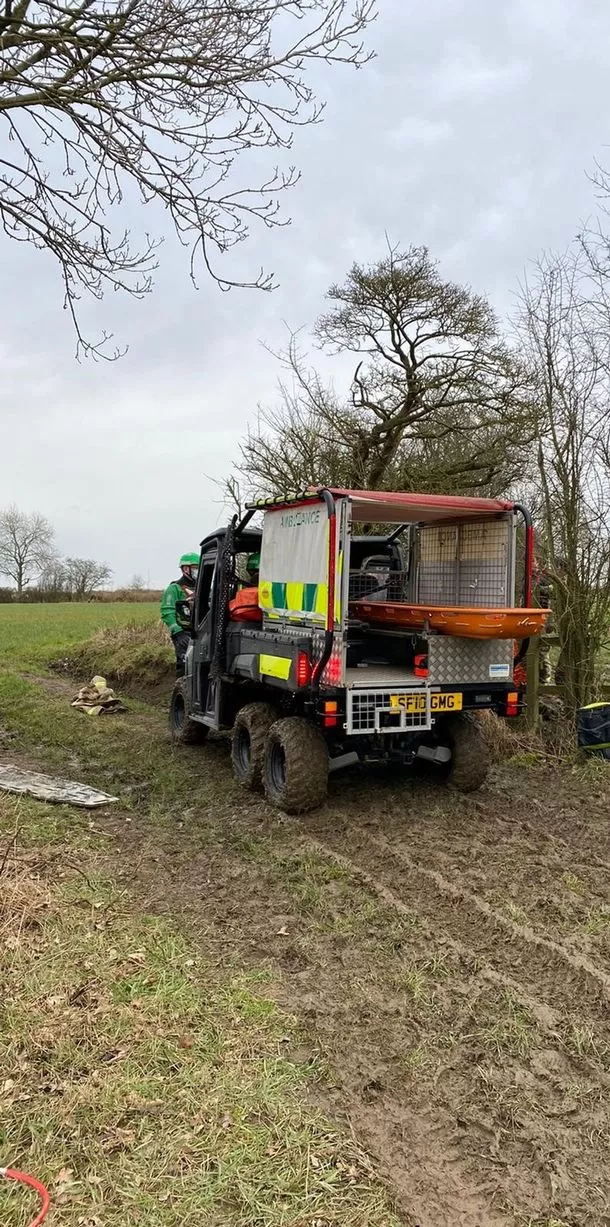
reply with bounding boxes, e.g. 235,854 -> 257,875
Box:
233,247 -> 537,500
0,0 -> 376,354
516,244 -> 610,707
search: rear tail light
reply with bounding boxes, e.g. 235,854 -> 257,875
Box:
323,699 -> 338,728
506,691 -> 519,718
296,651 -> 311,687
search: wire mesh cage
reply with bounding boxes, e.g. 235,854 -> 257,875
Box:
348,567 -> 408,603
347,519 -> 512,610
416,520 -> 511,609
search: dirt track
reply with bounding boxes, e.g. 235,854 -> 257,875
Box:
102,743 -> 610,1226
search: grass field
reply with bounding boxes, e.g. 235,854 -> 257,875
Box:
2,603 -> 610,1227
0,602 -> 174,714
0,602 -> 160,663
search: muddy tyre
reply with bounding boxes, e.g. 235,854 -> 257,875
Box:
231,703 -> 277,790
169,679 -> 208,745
440,712 -> 490,793
263,717 -> 329,814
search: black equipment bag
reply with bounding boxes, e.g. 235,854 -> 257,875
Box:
577,703 -> 610,760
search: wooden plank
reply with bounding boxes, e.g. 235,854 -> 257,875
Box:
525,636 -> 540,728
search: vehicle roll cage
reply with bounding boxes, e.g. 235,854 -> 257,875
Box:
239,488 -> 534,614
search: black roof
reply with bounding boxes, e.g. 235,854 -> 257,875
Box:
200,525 -> 405,554
200,524 -> 262,552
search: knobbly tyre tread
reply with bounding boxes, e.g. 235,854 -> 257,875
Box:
263,717 -> 329,814
169,678 -> 208,745
231,703 -> 277,790
441,712 -> 490,792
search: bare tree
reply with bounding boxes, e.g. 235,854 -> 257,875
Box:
64,557 -> 112,597
0,504 -> 55,593
517,246 -> 610,710
234,246 -> 536,500
37,558 -> 68,593
0,0 -> 374,356
130,573 -> 145,591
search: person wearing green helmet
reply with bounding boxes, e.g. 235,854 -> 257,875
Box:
228,551 -> 261,622
161,551 -> 200,675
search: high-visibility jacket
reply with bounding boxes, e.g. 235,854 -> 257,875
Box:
160,577 -> 194,637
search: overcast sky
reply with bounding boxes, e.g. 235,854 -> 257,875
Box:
2,0 -> 610,586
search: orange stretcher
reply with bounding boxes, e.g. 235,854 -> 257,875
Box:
349,601 -> 550,640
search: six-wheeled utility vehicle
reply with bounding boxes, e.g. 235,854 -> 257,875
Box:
169,488 -> 544,813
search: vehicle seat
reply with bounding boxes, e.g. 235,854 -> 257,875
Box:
348,570 -> 381,601
362,555 -> 405,602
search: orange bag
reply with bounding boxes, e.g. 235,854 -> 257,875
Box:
229,586 -> 262,623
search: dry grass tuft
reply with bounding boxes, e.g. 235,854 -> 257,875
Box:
476,710 -> 544,763
476,709 -> 577,766
93,588 -> 163,603
86,620 -> 170,648
55,619 -> 174,694
0,868 -> 52,938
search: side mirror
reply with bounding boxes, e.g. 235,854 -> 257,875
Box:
175,598 -> 193,632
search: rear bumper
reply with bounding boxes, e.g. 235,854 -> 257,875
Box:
317,683 -> 523,736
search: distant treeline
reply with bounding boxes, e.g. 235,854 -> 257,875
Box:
0,587 -> 162,604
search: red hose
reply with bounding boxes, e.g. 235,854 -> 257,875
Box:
1,1167 -> 51,1227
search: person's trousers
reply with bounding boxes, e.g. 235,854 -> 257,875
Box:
172,631 -> 190,676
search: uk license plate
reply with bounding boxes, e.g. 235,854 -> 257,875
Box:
390,692 -> 463,713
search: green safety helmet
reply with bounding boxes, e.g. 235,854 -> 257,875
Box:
180,552 -> 200,568
247,552 -> 260,572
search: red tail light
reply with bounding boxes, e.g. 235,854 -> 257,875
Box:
506,691 -> 519,717
296,651 -> 311,687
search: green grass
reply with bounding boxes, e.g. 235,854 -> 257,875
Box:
64,620 -> 175,691
560,1018 -> 610,1067
0,605 -> 399,1226
562,872 -> 585,895
584,906 -> 610,936
0,602 -> 160,667
0,605 -> 187,804
0,602 -> 173,696
476,990 -> 537,1059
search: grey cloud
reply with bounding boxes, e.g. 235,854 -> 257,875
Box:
2,0 -> 610,583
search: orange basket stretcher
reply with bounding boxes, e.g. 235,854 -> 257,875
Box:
349,602 -> 550,640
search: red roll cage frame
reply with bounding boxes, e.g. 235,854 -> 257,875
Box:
243,488 -> 535,686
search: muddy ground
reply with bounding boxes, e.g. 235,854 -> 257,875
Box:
4,667 -> 610,1226
92,723 -> 610,1227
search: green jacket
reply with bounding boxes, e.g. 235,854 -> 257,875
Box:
160,579 -> 192,638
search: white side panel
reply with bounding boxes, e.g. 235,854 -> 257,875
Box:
259,504 -> 329,586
